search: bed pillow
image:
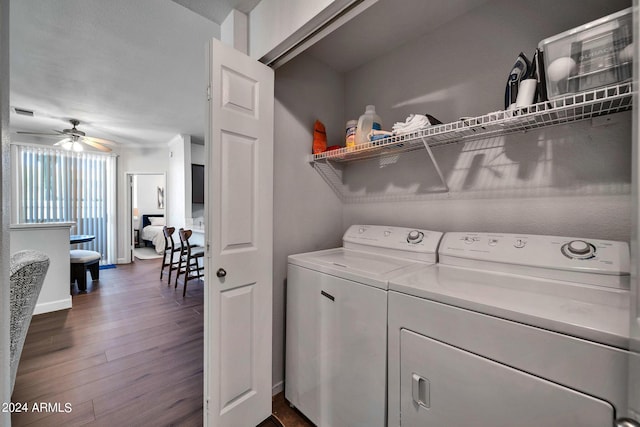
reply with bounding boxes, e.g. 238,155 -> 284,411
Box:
149,217 -> 165,226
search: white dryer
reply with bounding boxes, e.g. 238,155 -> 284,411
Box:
387,232 -> 631,427
286,224 -> 443,427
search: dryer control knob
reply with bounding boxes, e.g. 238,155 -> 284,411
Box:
407,230 -> 424,244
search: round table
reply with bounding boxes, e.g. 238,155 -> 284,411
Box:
70,234 -> 95,244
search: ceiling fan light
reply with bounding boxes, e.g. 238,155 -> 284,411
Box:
72,141 -> 83,152
60,138 -> 73,150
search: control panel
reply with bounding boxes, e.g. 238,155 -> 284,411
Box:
439,232 -> 630,287
343,225 -> 443,256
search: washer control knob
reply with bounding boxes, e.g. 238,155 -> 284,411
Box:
562,240 -> 596,259
567,240 -> 590,255
464,236 -> 475,244
384,231 -> 391,237
514,239 -> 526,249
407,230 -> 424,244
488,239 -> 498,246
359,227 -> 365,234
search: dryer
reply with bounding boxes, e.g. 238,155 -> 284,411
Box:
286,224 -> 443,427
387,232 -> 631,427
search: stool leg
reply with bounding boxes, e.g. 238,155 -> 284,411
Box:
78,267 -> 88,292
89,263 -> 100,281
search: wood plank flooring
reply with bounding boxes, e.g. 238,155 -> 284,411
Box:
11,258 -> 204,426
11,258 -> 311,426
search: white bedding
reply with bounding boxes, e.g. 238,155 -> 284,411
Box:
141,225 -> 165,254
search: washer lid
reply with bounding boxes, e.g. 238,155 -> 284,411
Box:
389,264 -> 630,348
288,248 -> 431,290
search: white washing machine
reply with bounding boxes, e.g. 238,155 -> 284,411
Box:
387,232 -> 631,427
286,224 -> 443,427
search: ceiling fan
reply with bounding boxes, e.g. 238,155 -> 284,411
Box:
16,119 -> 114,152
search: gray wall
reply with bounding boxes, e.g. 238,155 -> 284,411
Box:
273,54 -> 345,390
342,0 -> 632,242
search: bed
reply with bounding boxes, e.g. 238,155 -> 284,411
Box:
140,214 -> 165,254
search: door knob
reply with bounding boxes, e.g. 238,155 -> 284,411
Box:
216,268 -> 227,278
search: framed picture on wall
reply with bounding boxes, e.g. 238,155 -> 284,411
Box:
157,186 -> 164,209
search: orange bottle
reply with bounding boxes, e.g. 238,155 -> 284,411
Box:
312,120 -> 327,154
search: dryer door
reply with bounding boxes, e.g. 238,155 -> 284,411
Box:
400,329 -> 614,427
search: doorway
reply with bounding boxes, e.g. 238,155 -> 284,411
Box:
125,172 -> 166,263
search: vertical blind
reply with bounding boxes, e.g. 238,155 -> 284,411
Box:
12,144 -> 117,265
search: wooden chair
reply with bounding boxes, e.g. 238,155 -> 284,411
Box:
160,226 -> 181,285
175,228 -> 205,296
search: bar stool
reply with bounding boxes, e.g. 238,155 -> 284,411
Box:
70,250 -> 101,292
160,226 -> 180,285
175,228 -> 205,296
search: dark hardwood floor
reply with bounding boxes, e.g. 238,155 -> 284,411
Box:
11,258 -> 204,426
11,257 -> 311,426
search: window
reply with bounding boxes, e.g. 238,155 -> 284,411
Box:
12,144 -> 117,265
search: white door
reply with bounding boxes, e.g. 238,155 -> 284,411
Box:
205,38 -> 274,426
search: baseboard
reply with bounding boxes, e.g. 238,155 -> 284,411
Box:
272,380 -> 284,396
34,297 -> 72,315
117,257 -> 127,264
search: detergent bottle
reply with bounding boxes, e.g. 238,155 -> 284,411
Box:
355,105 -> 382,146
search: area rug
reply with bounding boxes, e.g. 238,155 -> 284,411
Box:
134,247 -> 163,260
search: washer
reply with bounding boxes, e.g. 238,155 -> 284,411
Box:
286,225 -> 443,427
388,232 -> 631,427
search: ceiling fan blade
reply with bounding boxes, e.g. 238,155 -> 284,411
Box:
82,136 -> 117,146
16,130 -> 64,137
81,138 -> 112,152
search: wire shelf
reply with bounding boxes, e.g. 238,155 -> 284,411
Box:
311,82 -> 634,164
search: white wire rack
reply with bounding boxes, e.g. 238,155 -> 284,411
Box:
311,82 -> 634,164
310,82 -> 634,203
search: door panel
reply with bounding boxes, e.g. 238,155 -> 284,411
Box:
221,66 -> 258,117
220,131 -> 256,251
220,284 -> 255,409
206,37 -> 274,427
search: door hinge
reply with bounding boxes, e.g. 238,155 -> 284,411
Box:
206,85 -> 211,101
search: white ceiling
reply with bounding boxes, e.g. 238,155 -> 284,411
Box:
9,0 -> 257,149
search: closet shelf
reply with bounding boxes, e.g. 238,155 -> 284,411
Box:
310,82 -> 634,164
